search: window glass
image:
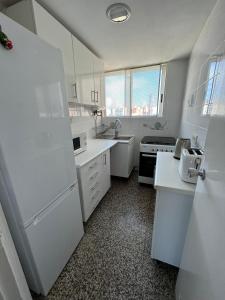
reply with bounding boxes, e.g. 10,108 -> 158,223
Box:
131,66 -> 160,116
105,72 -> 126,116
105,64 -> 166,117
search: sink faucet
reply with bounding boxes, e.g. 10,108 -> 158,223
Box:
113,119 -> 122,138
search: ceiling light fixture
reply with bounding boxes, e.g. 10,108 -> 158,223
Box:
106,3 -> 131,23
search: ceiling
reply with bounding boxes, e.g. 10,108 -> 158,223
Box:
1,0 -> 217,70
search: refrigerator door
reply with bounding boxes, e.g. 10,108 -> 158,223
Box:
25,183 -> 84,295
0,14 -> 77,225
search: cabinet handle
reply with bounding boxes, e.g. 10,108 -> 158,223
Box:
72,83 -> 77,99
89,161 -> 97,170
95,91 -> 99,103
91,90 -> 95,102
104,153 -> 106,165
89,171 -> 99,181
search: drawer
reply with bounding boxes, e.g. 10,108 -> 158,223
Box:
89,189 -> 101,209
87,170 -> 100,186
88,180 -> 100,195
85,158 -> 100,173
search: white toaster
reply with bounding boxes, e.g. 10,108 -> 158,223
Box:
178,148 -> 204,184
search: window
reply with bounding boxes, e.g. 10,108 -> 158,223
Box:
105,64 -> 166,117
202,57 -> 218,115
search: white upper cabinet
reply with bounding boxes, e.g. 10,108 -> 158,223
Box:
4,0 -> 76,102
72,36 -> 95,105
93,55 -> 104,107
4,0 -> 104,108
32,1 -> 76,101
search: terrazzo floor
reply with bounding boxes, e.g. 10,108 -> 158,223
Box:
34,171 -> 178,300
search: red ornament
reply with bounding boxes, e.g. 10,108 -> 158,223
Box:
5,40 -> 13,49
0,30 -> 13,50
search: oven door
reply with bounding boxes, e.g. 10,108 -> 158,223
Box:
138,152 -> 157,184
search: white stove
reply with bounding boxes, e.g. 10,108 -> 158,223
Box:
138,136 -> 176,184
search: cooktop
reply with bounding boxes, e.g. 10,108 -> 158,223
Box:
141,136 -> 176,145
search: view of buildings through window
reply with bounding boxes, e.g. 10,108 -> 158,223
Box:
202,58 -> 218,115
105,65 -> 166,117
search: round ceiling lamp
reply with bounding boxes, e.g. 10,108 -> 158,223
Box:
106,3 -> 131,23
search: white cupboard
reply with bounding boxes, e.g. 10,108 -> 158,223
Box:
72,36 -> 104,106
4,0 -> 76,101
72,36 -> 95,105
93,55 -> 105,106
4,0 -> 104,108
77,150 -> 110,222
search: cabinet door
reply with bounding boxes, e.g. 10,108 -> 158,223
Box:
72,36 -> 95,105
93,56 -> 104,106
101,150 -> 111,198
32,1 -> 76,101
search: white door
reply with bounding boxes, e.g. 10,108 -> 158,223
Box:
0,204 -> 31,300
93,55 -> 104,106
32,1 -> 76,101
176,57 -> 225,299
0,13 -> 77,224
26,183 -> 83,295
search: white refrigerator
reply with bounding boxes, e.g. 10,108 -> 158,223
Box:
0,13 -> 84,296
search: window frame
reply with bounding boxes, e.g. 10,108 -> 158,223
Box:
202,56 -> 219,116
104,64 -> 167,118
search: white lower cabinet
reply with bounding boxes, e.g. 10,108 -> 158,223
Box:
77,150 -> 111,222
110,139 -> 135,178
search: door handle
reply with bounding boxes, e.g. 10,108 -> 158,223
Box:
142,154 -> 156,158
91,91 -> 95,102
95,91 -> 99,103
188,168 -> 206,180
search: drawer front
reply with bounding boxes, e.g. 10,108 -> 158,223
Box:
78,155 -> 102,221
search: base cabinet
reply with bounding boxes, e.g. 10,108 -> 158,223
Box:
110,139 -> 135,178
77,150 -> 111,222
151,189 -> 193,267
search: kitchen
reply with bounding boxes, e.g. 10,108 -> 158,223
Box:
0,0 -> 225,299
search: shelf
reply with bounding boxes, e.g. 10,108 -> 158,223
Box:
68,101 -> 98,108
68,101 -> 105,111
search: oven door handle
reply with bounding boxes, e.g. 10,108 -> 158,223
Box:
142,154 -> 157,158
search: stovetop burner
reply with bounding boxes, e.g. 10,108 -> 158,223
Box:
141,136 -> 176,145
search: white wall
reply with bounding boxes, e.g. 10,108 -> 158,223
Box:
179,0 -> 225,148
103,58 -> 188,166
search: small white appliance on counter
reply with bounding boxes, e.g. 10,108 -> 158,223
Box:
72,131 -> 87,156
0,14 -> 84,296
179,148 -> 204,183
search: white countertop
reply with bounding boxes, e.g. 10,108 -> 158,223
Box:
75,139 -> 118,168
154,152 -> 196,195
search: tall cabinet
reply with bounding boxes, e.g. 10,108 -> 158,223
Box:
4,0 -> 104,108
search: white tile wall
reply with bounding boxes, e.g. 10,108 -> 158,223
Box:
70,115 -> 100,139
180,0 -> 225,149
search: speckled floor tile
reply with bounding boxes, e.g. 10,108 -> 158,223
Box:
33,172 -> 178,300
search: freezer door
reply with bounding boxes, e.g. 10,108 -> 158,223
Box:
0,14 -> 77,224
25,183 -> 84,295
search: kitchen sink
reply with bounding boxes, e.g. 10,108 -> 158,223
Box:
97,135 -> 133,141
97,135 -> 115,139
